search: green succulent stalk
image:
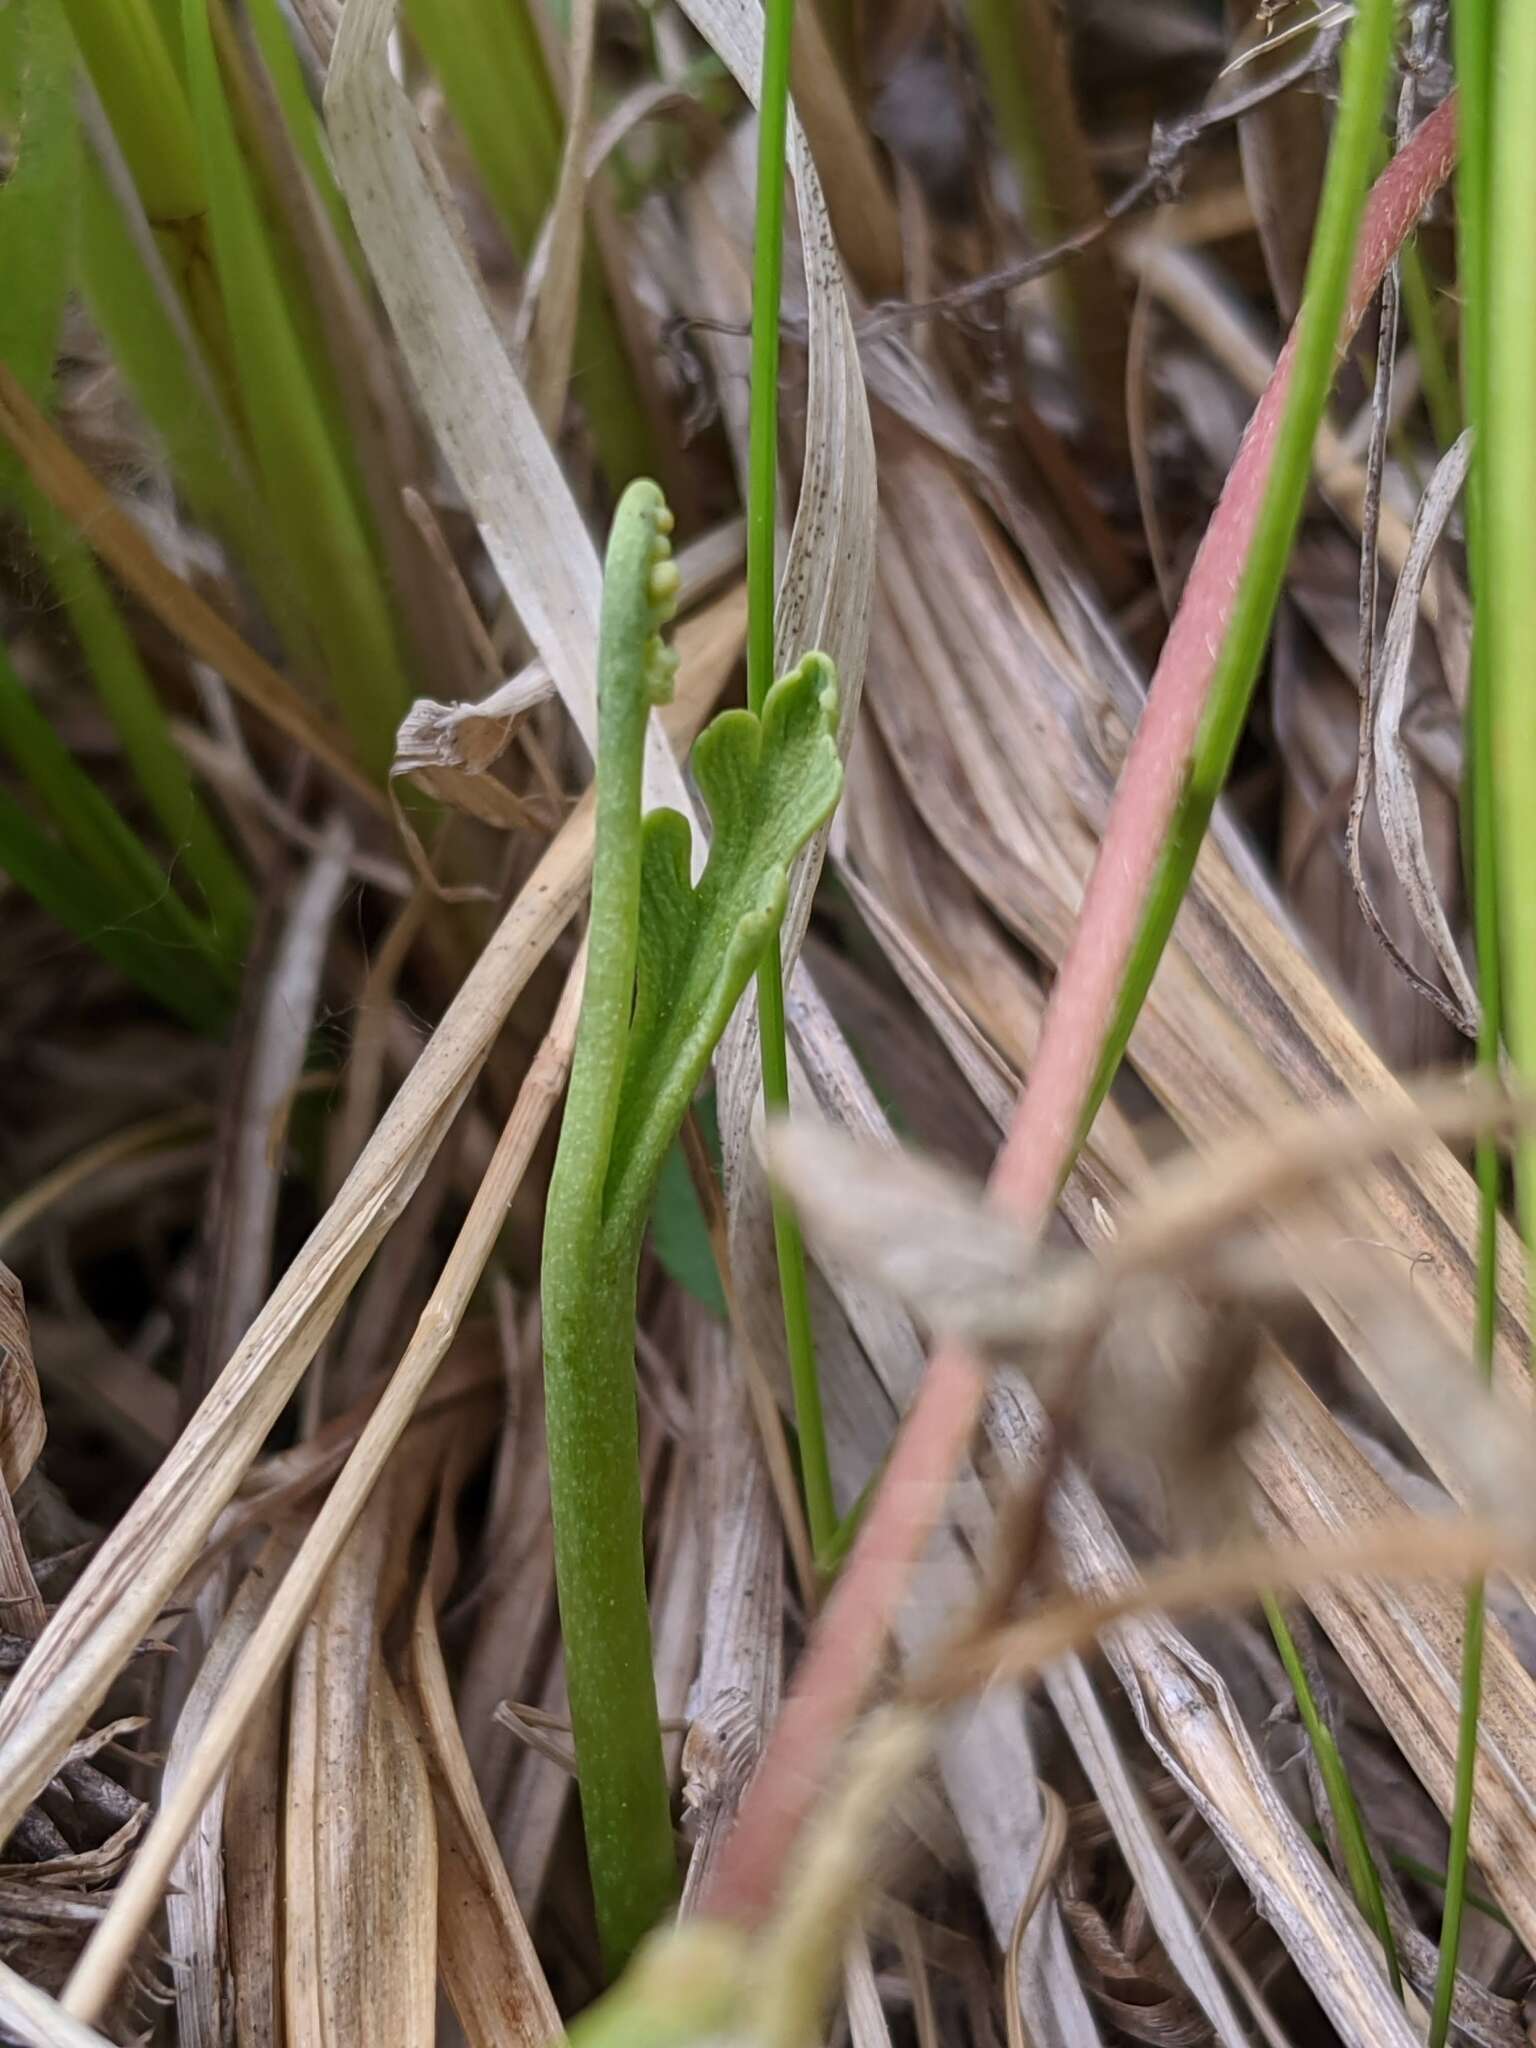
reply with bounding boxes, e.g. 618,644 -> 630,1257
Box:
541,479 -> 842,1974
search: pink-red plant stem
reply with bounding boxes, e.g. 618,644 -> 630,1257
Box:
700,91 -> 1460,1933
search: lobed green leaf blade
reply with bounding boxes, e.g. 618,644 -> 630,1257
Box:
606,652 -> 843,1232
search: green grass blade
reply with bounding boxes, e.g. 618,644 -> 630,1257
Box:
0,790 -> 230,1034
52,0 -> 203,242
75,148 -> 281,599
55,0 -> 247,425
1432,4 -> 1507,2038
746,0 -> 837,1559
1264,1596 -> 1402,1995
75,142 -> 242,511
179,0 -> 412,773
0,0 -> 250,945
241,0 -> 357,256
1486,0 -> 1536,1237
21,513 -> 252,949
0,0 -> 76,395
0,648 -> 233,974
1081,0 -> 1400,1137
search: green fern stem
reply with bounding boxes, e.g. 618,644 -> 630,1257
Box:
542,483 -> 683,1975
542,481 -> 842,1974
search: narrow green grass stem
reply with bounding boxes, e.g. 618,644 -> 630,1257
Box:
1082,0 -> 1400,1134
748,0 -> 838,1558
542,495 -> 682,1976
1264,1595 -> 1402,1996
1485,0 -> 1536,1244
1431,4 -> 1498,2040
1398,236 -> 1461,451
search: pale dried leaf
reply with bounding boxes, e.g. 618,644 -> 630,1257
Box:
224,1677 -> 285,2048
680,1317 -> 783,1912
0,1267 -> 46,1643
190,821 -> 353,1402
392,666 -> 556,825
0,1263 -> 44,1493
512,0 -> 597,432
403,1583 -> 559,2048
842,1932 -> 893,2048
1367,429 -> 1478,1026
1043,1656 -> 1252,2048
1249,1358 -> 1536,1959
0,1963 -> 115,2048
325,0 -> 686,816
164,1532 -> 295,2048
0,812 -> 587,1852
988,1396 -> 1421,2048
284,1485 -> 436,2048
53,974 -> 578,2024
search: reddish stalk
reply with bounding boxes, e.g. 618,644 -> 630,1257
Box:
700,90 -> 1459,1932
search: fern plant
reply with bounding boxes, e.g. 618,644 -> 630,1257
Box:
541,478 -> 841,1972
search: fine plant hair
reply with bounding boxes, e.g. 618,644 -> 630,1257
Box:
539,477 -> 842,1972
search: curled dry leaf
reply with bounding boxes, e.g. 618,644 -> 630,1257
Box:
391,665 -> 557,831
0,1266 -> 46,1646
1355,429 -> 1479,1031
0,1262 -> 44,1495
387,532 -> 748,860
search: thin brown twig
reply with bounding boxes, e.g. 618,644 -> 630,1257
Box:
1004,1786 -> 1070,2048
911,1512 -> 1514,1706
